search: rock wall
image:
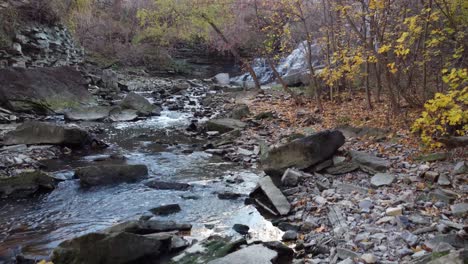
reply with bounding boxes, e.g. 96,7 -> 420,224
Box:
0,24 -> 84,68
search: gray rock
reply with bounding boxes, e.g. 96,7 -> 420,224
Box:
101,69 -> 119,92
262,130 -> 345,177
228,104 -> 250,119
359,200 -> 374,213
361,253 -> 377,263
75,164 -> 148,186
325,162 -> 359,175
3,122 -> 100,148
149,204 -> 181,216
281,168 -> 301,187
453,161 -> 466,175
213,73 -> 230,85
208,244 -> 277,264
109,108 -> 139,122
121,92 -> 159,116
65,106 -> 111,121
0,171 -> 56,198
104,219 -> 191,234
370,173 -> 395,187
400,231 -> 419,247
424,234 -> 467,250
350,150 -> 390,173
416,152 -> 448,162
437,174 -> 451,186
426,250 -> 466,264
0,67 -> 93,114
451,203 -> 468,216
257,176 -> 291,215
51,231 -> 168,264
206,118 -> 247,134
336,248 -> 359,260
282,230 -> 298,241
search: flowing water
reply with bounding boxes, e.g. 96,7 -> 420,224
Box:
0,92 -> 282,261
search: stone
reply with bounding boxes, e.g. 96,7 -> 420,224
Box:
75,164 -> 148,186
228,104 -> 250,119
416,152 -> 448,162
338,258 -> 354,264
325,162 -> 360,175
453,161 -> 466,175
121,92 -> 159,116
426,250 -> 466,264
104,219 -> 191,234
149,204 -> 181,216
386,207 -> 403,216
451,203 -> 468,216
437,174 -> 451,186
262,130 -> 345,177
359,200 -> 374,213
336,248 -> 359,260
370,173 -> 395,187
217,192 -> 241,200
282,230 -> 298,241
109,108 -> 139,122
145,180 -> 191,191
101,69 -> 119,92
360,253 -> 377,263
0,171 -> 56,198
208,244 -> 277,264
423,171 -> 439,182
213,73 -> 230,85
232,224 -> 249,235
257,176 -> 291,215
424,234 -> 467,250
206,118 -> 247,134
400,231 -> 419,247
281,168 -> 301,187
51,232 -> 168,264
65,106 -> 111,121
0,67 -> 93,114
3,122 -> 104,148
350,150 -> 390,173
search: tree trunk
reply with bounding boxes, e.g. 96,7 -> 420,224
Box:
365,60 -> 373,109
267,58 -> 302,105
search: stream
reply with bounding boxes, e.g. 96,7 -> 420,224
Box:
0,89 -> 282,261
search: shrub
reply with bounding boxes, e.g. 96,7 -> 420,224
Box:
412,68 -> 468,148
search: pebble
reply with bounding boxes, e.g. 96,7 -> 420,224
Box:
361,253 -> 377,263
282,230 -> 298,241
359,200 -> 374,213
386,207 -> 403,216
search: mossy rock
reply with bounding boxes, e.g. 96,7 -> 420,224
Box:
0,171 -> 57,198
415,152 -> 448,162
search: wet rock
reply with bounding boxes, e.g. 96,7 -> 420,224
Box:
121,92 -> 159,116
261,130 -> 345,177
208,244 -> 277,264
51,232 -> 168,264
109,108 -> 139,122
217,191 -> 241,200
105,219 -> 192,234
228,104 -> 250,119
232,224 -> 250,235
149,204 -> 181,216
64,106 -> 110,121
350,150 -> 390,173
370,173 -> 395,187
257,176 -> 291,215
0,171 -> 56,198
145,180 -> 191,191
3,122 -> 100,148
206,118 -> 247,134
281,168 -> 301,187
0,67 -> 93,114
282,230 -> 298,241
75,164 -> 148,186
451,203 -> 468,217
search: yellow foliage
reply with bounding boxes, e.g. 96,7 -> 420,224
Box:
412,76 -> 468,149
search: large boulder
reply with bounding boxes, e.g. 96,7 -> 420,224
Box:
75,164 -> 148,186
0,67 -> 94,114
261,130 -> 345,177
0,171 -> 57,198
206,118 -> 247,134
51,232 -> 168,264
120,92 -> 160,116
3,122 -> 101,148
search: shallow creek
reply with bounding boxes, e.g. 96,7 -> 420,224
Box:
0,96 -> 282,260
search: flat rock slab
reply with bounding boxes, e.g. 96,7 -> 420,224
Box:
258,176 -> 291,215
105,219 -> 192,234
206,118 -> 247,134
208,244 -> 277,264
350,150 -> 390,173
371,173 -> 395,187
65,106 -> 111,121
149,204 -> 181,216
76,164 -> 148,186
109,109 -> 139,122
145,180 -> 191,191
